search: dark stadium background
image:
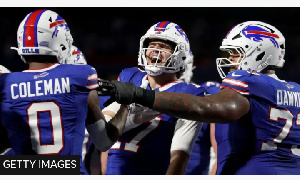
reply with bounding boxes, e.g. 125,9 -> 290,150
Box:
1,7 -> 299,84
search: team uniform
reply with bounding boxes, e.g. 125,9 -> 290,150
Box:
0,63 -> 98,174
185,81 -> 220,175
220,70 -> 300,175
0,65 -> 11,154
214,107 -> 255,174
215,72 -> 256,175
105,68 -> 203,175
185,123 -> 211,175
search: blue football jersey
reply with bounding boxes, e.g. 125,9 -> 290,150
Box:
185,81 -> 220,175
0,63 -> 98,169
220,70 -> 300,174
214,112 -> 255,174
185,123 -> 211,175
106,68 -> 206,175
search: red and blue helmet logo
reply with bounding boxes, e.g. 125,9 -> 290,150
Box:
72,48 -> 83,62
242,25 -> 279,48
23,9 -> 69,48
154,21 -> 171,33
175,25 -> 189,42
154,21 -> 189,42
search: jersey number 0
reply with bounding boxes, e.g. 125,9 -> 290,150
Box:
27,101 -> 64,155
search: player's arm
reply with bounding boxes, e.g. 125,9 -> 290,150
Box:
209,123 -> 217,175
98,79 -> 250,123
167,150 -> 190,175
153,88 -> 249,123
102,101 -> 160,133
86,90 -> 129,151
167,119 -> 202,175
100,150 -> 108,175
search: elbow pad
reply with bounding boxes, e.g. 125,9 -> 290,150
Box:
86,120 -> 114,152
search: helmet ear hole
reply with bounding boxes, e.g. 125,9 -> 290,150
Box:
15,10 -> 73,64
256,52 -> 265,61
138,21 -> 190,76
60,44 -> 66,51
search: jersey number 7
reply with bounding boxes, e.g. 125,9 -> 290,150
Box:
110,117 -> 162,153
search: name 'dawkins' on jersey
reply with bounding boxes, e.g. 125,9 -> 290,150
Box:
10,77 -> 70,99
277,89 -> 300,107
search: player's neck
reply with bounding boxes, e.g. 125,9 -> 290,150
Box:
147,73 -> 177,89
28,62 -> 55,70
261,69 -> 275,75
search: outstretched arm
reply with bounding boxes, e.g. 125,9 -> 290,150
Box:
98,79 -> 250,123
152,88 -> 250,123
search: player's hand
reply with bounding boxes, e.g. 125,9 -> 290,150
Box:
97,78 -> 142,107
97,78 -> 116,97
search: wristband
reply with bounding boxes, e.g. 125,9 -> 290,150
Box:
134,88 -> 155,108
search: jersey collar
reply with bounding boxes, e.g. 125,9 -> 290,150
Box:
23,63 -> 60,72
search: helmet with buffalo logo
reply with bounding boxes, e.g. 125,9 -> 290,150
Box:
216,21 -> 285,79
63,45 -> 87,65
138,21 -> 190,76
12,9 -> 73,64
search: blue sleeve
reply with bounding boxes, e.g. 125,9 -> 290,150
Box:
201,81 -> 221,95
0,73 -> 8,95
71,65 -> 98,90
84,65 -> 99,90
118,68 -> 141,83
181,83 -> 207,97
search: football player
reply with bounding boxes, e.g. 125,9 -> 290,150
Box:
64,45 -> 102,175
185,82 -> 219,175
180,52 -> 219,175
0,65 -> 11,155
100,21 -> 204,175
0,9 -> 129,175
98,21 -> 300,175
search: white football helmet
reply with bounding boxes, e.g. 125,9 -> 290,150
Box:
138,21 -> 190,76
0,65 -> 10,74
63,45 -> 87,65
12,9 -> 73,63
216,21 -> 285,79
180,50 -> 195,83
